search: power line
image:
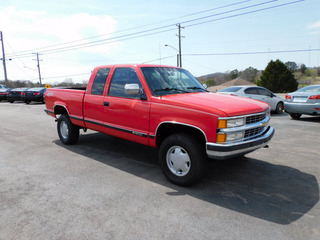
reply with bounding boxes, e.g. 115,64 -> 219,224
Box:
184,48 -> 320,56
6,0 -> 252,57
41,72 -> 89,80
185,0 -> 305,28
6,0 -> 303,58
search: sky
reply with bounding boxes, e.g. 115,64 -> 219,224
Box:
0,0 -> 320,84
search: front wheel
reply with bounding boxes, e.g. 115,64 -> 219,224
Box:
275,102 -> 284,114
159,133 -> 207,186
57,114 -> 79,145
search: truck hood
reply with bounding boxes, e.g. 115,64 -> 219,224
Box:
158,92 -> 269,117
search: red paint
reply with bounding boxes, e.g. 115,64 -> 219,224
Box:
45,64 -> 270,147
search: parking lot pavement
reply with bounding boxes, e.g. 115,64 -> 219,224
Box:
0,102 -> 319,240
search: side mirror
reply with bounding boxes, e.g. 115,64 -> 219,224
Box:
202,84 -> 207,90
124,84 -> 140,95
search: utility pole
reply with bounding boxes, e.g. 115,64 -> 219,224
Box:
33,53 -> 42,85
0,31 -> 8,85
177,24 -> 184,67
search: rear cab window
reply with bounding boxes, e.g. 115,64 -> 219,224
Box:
91,68 -> 110,95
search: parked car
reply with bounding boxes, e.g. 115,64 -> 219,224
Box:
218,86 -> 284,114
6,88 -> 29,103
21,87 -> 46,104
0,84 -> 7,89
284,85 -> 320,119
0,87 -> 10,101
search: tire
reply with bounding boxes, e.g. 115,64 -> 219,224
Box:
290,113 -> 302,119
57,114 -> 79,145
159,133 -> 207,186
275,102 -> 284,114
25,101 -> 30,104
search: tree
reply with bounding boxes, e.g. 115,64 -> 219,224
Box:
285,61 -> 298,72
229,69 -> 239,80
205,79 -> 215,87
240,67 -> 258,82
300,64 -> 307,74
258,59 -> 298,93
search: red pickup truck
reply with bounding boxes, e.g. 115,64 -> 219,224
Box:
45,64 -> 274,186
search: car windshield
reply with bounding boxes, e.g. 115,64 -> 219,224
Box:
296,85 -> 320,93
140,67 -> 207,96
219,87 -> 242,92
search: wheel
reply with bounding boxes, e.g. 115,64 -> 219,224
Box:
57,114 -> 79,145
159,133 -> 207,186
290,113 -> 302,119
275,102 -> 284,114
25,101 -> 30,104
9,101 -> 13,103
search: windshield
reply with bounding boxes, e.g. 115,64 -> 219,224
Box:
296,85 -> 320,93
140,67 -> 207,96
219,87 -> 242,92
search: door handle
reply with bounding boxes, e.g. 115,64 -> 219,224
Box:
104,102 -> 110,107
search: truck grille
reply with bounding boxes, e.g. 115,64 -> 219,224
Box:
244,126 -> 265,138
246,113 -> 266,125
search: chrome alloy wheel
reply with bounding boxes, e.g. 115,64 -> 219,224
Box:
60,121 -> 69,140
166,146 -> 191,177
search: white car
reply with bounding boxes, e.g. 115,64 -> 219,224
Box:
218,86 -> 284,114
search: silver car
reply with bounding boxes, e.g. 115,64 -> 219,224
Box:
284,85 -> 320,119
218,86 -> 284,114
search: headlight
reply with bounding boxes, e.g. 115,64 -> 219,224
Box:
218,117 -> 245,128
216,131 -> 244,143
226,131 -> 244,141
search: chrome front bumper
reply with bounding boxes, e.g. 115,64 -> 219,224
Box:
206,126 -> 275,160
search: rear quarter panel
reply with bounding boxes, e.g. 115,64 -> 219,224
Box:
45,88 -> 86,127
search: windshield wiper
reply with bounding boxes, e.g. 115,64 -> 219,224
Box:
154,87 -> 189,93
187,87 -> 208,92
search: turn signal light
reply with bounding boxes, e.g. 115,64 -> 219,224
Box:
218,119 -> 227,129
216,133 -> 226,143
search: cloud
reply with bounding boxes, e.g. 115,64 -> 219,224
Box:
0,7 -> 118,54
307,21 -> 320,29
0,6 -> 118,82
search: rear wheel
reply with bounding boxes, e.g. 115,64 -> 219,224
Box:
290,113 -> 302,119
159,133 -> 207,186
57,114 -> 79,145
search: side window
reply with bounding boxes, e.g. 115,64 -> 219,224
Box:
257,88 -> 272,97
244,87 -> 258,95
91,68 -> 110,95
108,68 -> 142,98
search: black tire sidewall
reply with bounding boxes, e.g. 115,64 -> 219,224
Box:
159,133 -> 207,186
57,114 -> 79,145
276,102 -> 283,114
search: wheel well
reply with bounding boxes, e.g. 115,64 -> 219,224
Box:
156,123 -> 206,148
54,105 -> 68,116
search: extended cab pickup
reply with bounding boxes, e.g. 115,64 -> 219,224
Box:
45,64 -> 274,186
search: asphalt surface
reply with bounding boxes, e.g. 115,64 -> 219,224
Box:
0,101 -> 319,240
